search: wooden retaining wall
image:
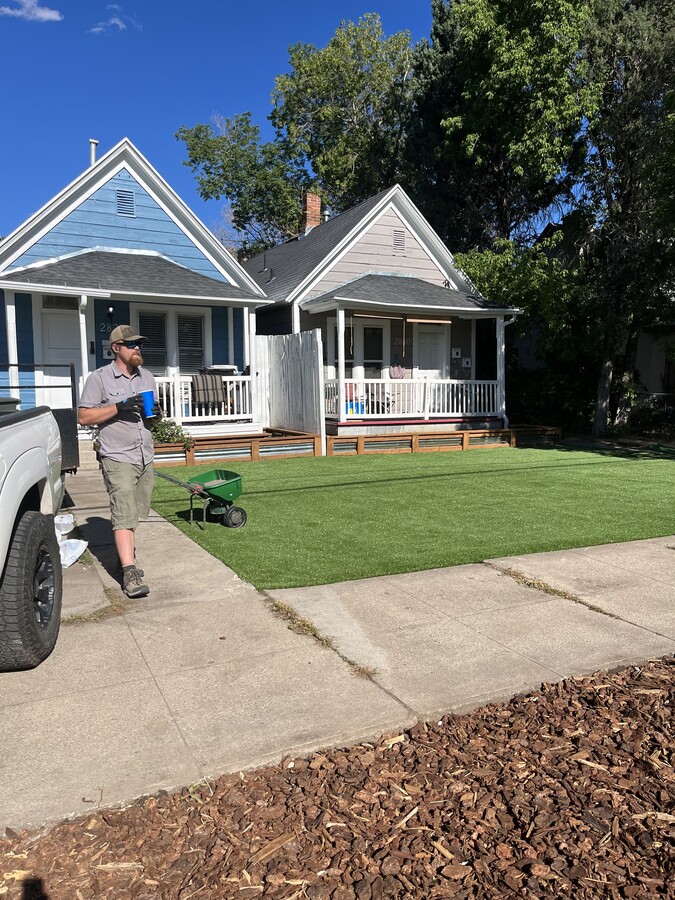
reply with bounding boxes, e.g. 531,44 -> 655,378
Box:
153,425 -> 561,466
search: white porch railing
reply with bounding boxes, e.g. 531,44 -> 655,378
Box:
156,375 -> 253,425
325,378 -> 501,419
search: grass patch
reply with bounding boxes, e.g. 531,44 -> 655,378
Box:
151,446 -> 675,590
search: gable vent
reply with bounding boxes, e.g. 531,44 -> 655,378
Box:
393,228 -> 406,253
116,188 -> 136,217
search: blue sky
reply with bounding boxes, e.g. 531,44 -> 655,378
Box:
0,0 -> 432,239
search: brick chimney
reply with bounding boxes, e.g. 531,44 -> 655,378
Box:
300,191 -> 322,235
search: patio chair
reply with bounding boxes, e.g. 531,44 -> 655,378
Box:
191,372 -> 227,414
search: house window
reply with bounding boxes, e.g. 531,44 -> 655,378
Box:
177,314 -> 204,373
138,312 -> 167,375
333,325 -> 354,377
116,188 -> 136,217
364,326 -> 384,378
393,228 -> 406,253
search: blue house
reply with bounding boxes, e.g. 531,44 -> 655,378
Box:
0,139 -> 270,435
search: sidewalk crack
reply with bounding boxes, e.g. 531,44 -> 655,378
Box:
483,561 -> 620,619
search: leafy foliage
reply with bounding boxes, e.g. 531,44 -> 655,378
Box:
408,0 -> 592,250
176,15 -> 414,250
177,115 -> 309,254
151,418 -> 194,450
270,14 -> 415,212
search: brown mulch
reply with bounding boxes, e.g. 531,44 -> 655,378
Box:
1,659 -> 673,900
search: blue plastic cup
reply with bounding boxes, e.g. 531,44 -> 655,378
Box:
140,389 -> 156,418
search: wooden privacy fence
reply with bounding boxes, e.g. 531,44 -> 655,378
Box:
255,330 -> 326,454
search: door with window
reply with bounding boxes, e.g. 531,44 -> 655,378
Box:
329,320 -> 387,379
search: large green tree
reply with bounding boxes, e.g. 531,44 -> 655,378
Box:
408,0 -> 592,251
575,0 -> 675,433
176,14 -> 414,252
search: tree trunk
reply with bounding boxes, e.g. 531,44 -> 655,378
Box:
611,327 -> 641,427
593,354 -> 614,436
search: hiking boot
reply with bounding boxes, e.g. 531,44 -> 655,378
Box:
123,566 -> 149,599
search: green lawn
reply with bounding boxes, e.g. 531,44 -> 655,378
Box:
151,446 -> 675,590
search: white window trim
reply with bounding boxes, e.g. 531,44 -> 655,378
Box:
132,303 -> 212,377
326,315 -> 391,380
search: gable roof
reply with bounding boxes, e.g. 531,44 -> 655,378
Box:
0,249 -> 267,305
302,274 -> 517,316
243,185 -> 480,306
0,138 -> 266,298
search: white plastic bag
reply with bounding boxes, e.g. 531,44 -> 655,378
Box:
59,539 -> 88,568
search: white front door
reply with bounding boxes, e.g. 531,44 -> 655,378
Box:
40,311 -> 81,408
417,326 -> 447,378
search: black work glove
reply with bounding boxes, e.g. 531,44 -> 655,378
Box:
151,402 -> 163,419
116,394 -> 144,415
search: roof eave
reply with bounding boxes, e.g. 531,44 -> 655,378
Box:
304,296 -> 522,317
0,280 -> 111,298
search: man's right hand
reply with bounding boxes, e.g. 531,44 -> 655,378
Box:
115,394 -> 144,415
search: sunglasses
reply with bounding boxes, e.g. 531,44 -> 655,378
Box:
116,340 -> 145,349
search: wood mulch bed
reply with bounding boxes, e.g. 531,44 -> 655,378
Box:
1,658 -> 673,899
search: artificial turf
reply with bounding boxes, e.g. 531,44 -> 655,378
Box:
151,445 -> 675,590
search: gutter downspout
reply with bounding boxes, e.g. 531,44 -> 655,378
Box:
500,314 -> 519,428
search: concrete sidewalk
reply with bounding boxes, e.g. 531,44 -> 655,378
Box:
0,456 -> 673,832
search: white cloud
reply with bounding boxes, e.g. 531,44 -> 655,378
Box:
0,0 -> 63,21
88,4 -> 141,35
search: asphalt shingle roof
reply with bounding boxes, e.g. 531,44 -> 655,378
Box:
302,273 -> 510,313
242,188 -> 394,304
0,250 -> 263,302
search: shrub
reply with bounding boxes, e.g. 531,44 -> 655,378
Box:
151,418 -> 194,449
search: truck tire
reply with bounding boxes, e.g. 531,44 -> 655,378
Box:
0,511 -> 62,671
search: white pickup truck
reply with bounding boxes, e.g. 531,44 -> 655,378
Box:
0,406 -> 66,670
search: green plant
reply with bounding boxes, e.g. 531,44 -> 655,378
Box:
151,418 -> 194,449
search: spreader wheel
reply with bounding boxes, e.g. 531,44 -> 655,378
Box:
224,505 -> 247,528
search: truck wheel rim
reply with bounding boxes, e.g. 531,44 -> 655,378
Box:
32,547 -> 56,628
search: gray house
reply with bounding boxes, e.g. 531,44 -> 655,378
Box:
244,185 -> 521,434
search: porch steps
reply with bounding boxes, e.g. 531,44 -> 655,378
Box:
509,425 -> 562,447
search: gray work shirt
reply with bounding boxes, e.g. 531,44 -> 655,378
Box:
79,362 -> 157,465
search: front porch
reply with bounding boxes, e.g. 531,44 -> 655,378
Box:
325,376 -> 502,435
155,373 -> 261,436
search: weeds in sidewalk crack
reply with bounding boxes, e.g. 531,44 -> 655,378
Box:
262,596 -> 378,679
62,586 -> 126,625
486,563 -> 621,620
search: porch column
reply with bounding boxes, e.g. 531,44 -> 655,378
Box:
243,307 -> 250,369
337,307 -> 346,418
4,291 -> 18,398
247,308 -> 257,421
227,307 -> 235,367
78,294 -> 90,398
496,316 -> 507,425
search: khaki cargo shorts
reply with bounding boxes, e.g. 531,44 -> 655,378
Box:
100,459 -> 155,530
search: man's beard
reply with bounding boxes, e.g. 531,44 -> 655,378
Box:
130,351 -> 144,366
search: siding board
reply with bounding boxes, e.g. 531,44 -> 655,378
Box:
309,208 -> 446,299
10,169 -> 229,283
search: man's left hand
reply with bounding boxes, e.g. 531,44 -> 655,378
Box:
151,402 -> 163,420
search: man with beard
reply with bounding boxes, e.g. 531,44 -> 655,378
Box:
79,325 -> 161,598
